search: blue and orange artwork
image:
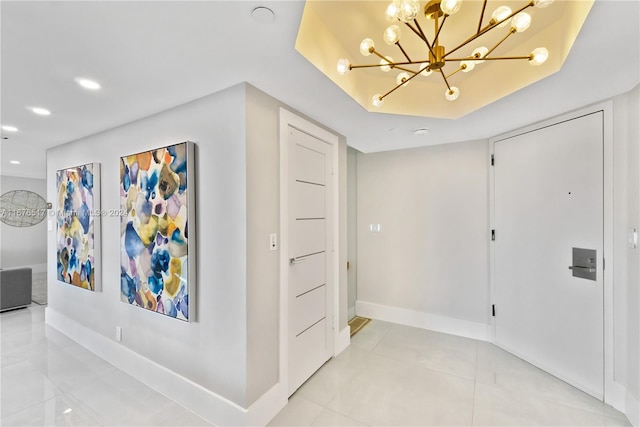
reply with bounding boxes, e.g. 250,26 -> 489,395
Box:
56,163 -> 98,290
120,142 -> 191,321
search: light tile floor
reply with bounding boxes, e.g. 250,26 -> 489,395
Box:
0,305 -> 212,427
270,320 -> 632,427
0,306 -> 632,426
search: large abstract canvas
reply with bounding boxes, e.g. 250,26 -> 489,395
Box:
56,163 -> 101,291
120,141 -> 195,321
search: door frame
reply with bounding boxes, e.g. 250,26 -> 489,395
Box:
278,108 -> 341,396
489,100 -> 623,407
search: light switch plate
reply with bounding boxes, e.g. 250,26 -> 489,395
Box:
270,233 -> 277,251
630,227 -> 638,249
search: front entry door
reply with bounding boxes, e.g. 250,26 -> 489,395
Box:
287,126 -> 332,396
494,112 -> 604,398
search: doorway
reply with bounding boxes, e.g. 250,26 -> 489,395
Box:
491,109 -> 609,399
279,109 -> 340,397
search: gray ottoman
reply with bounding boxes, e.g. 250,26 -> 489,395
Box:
0,267 -> 32,311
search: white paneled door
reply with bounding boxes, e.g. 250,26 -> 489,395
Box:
494,112 -> 604,399
288,126 -> 332,396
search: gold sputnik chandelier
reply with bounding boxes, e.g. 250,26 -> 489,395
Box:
336,0 -> 554,106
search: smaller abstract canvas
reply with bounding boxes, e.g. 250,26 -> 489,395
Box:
120,142 -> 195,322
56,163 -> 101,291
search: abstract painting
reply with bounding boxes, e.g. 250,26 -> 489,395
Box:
56,163 -> 101,291
120,141 -> 195,321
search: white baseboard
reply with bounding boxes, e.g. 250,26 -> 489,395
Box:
45,307 -> 286,426
627,390 -> 640,427
355,300 -> 491,342
605,378 -> 627,415
335,326 -> 350,356
348,306 -> 355,320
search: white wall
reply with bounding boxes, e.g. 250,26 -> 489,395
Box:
245,85 -> 280,405
0,175 -> 47,271
356,139 -> 490,338
613,84 -> 640,425
47,84 -> 252,405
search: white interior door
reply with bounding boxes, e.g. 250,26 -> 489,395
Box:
494,112 -> 604,398
288,126 -> 332,396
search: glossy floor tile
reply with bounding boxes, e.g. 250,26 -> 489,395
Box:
271,321 -> 632,427
0,306 -> 212,427
1,306 -> 633,426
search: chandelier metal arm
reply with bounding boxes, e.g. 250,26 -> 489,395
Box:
394,65 -> 419,73
371,49 -> 390,63
407,20 -> 440,69
438,68 -> 453,91
379,66 -> 424,100
413,20 -> 429,45
445,55 -> 532,61
405,21 -> 428,44
485,28 -> 517,57
396,42 -> 413,62
349,60 -> 430,70
433,14 -> 448,46
446,65 -> 466,79
477,0 -> 489,34
445,1 -> 533,58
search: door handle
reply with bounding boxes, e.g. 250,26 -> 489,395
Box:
289,256 -> 307,265
568,266 -> 596,273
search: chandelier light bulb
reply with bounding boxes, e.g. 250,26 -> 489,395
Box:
440,0 -> 463,15
399,0 -> 420,22
372,94 -> 385,107
385,0 -> 401,22
419,63 -> 433,76
534,0 -> 555,8
360,38 -> 375,56
396,72 -> 411,86
511,12 -> 531,32
445,86 -> 460,101
380,56 -> 393,72
491,6 -> 512,27
461,60 -> 475,72
383,25 -> 401,45
337,58 -> 351,75
529,47 -> 549,65
472,46 -> 489,64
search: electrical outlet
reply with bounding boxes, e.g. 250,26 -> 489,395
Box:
116,326 -> 122,342
270,233 -> 277,251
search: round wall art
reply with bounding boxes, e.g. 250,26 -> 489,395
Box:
0,190 -> 48,227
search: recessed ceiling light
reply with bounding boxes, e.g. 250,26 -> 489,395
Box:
252,6 -> 275,23
75,78 -> 101,90
413,128 -> 430,136
30,107 -> 51,116
10,160 -> 20,165
1,125 -> 18,132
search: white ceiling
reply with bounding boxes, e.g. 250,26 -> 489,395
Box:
1,0 -> 638,180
